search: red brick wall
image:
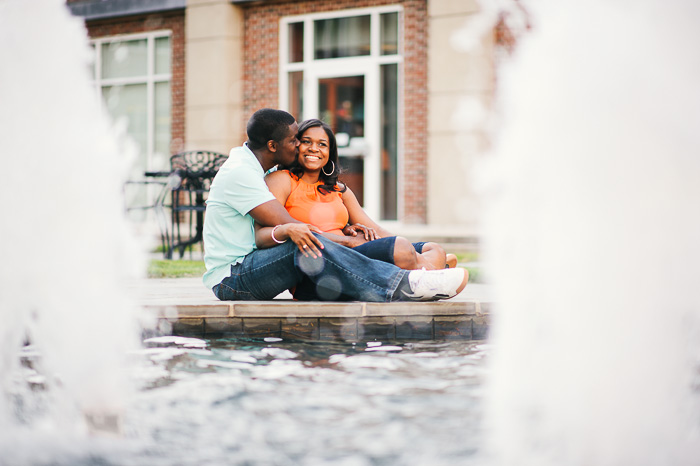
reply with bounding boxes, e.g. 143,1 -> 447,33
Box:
84,11 -> 186,153
400,0 -> 428,223
242,0 -> 428,223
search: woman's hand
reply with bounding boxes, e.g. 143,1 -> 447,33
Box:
278,223 -> 324,258
343,223 -> 379,241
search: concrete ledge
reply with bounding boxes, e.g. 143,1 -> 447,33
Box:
233,301 -> 363,318
131,278 -> 492,341
149,315 -> 492,342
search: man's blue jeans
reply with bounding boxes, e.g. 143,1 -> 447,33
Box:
212,234 -> 410,302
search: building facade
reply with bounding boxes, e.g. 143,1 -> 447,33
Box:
69,0 -> 497,236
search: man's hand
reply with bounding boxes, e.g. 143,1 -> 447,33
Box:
343,223 -> 379,241
277,223 -> 324,258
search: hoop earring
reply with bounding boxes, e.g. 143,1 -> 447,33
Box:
322,161 -> 335,177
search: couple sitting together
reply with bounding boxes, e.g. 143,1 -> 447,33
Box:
202,108 -> 468,302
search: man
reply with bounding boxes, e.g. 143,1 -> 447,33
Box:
202,108 -> 468,301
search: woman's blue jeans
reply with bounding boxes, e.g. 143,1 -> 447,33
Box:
212,234 -> 410,302
352,237 -> 427,263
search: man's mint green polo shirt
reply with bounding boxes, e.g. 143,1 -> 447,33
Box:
202,144 -> 275,290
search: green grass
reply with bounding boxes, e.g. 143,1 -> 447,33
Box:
452,251 -> 482,283
147,252 -> 484,282
465,266 -> 482,284
453,251 -> 479,263
148,260 -> 206,278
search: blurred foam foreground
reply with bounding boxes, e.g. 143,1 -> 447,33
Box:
475,1 -> 700,465
0,0 -> 144,454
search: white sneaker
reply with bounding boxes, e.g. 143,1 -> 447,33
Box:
402,267 -> 469,301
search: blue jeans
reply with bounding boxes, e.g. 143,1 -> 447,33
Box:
212,234 -> 410,302
352,238 -> 426,263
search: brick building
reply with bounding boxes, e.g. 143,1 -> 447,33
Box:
68,0 -> 497,235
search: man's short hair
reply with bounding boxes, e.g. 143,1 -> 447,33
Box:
246,108 -> 296,151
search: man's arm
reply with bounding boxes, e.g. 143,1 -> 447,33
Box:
249,198 -> 299,228
250,199 -> 324,257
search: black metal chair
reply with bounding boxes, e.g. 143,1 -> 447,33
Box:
166,150 -> 228,259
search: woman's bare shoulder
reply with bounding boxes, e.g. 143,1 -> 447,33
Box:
265,169 -> 292,184
266,169 -> 291,179
265,169 -> 292,200
341,185 -> 357,200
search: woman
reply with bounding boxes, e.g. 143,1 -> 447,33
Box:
255,118 -> 458,271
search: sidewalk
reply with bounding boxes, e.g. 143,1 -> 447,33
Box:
130,278 -> 493,341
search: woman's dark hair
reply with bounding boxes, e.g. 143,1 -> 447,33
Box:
291,118 -> 346,195
246,108 -> 296,151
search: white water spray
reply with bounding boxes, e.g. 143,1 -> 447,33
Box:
467,1 -> 700,464
0,0 -> 144,457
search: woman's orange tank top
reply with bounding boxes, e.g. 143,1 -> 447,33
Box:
283,171 -> 348,236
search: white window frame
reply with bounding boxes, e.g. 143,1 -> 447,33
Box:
279,6 -> 404,221
91,30 -> 172,172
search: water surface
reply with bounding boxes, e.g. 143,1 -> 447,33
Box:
118,338 -> 489,465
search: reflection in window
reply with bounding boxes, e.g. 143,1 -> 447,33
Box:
381,63 -> 398,220
380,12 -> 399,55
319,75 -> 366,206
101,83 -> 148,174
314,16 -> 371,59
154,81 -> 172,167
101,39 -> 147,79
288,22 -> 304,63
89,44 -> 96,78
155,37 -> 171,74
318,76 -> 364,139
288,71 -> 304,121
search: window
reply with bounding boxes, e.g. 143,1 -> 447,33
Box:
91,31 -> 172,177
314,15 -> 371,59
287,22 -> 304,63
380,12 -> 399,55
381,63 -> 398,219
280,7 -> 402,221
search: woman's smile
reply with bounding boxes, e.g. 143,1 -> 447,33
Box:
298,126 -> 330,171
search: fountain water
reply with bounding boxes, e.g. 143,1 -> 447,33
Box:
0,0 -> 144,459
468,1 -> 700,464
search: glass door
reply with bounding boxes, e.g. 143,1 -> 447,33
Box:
318,75 -> 366,206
